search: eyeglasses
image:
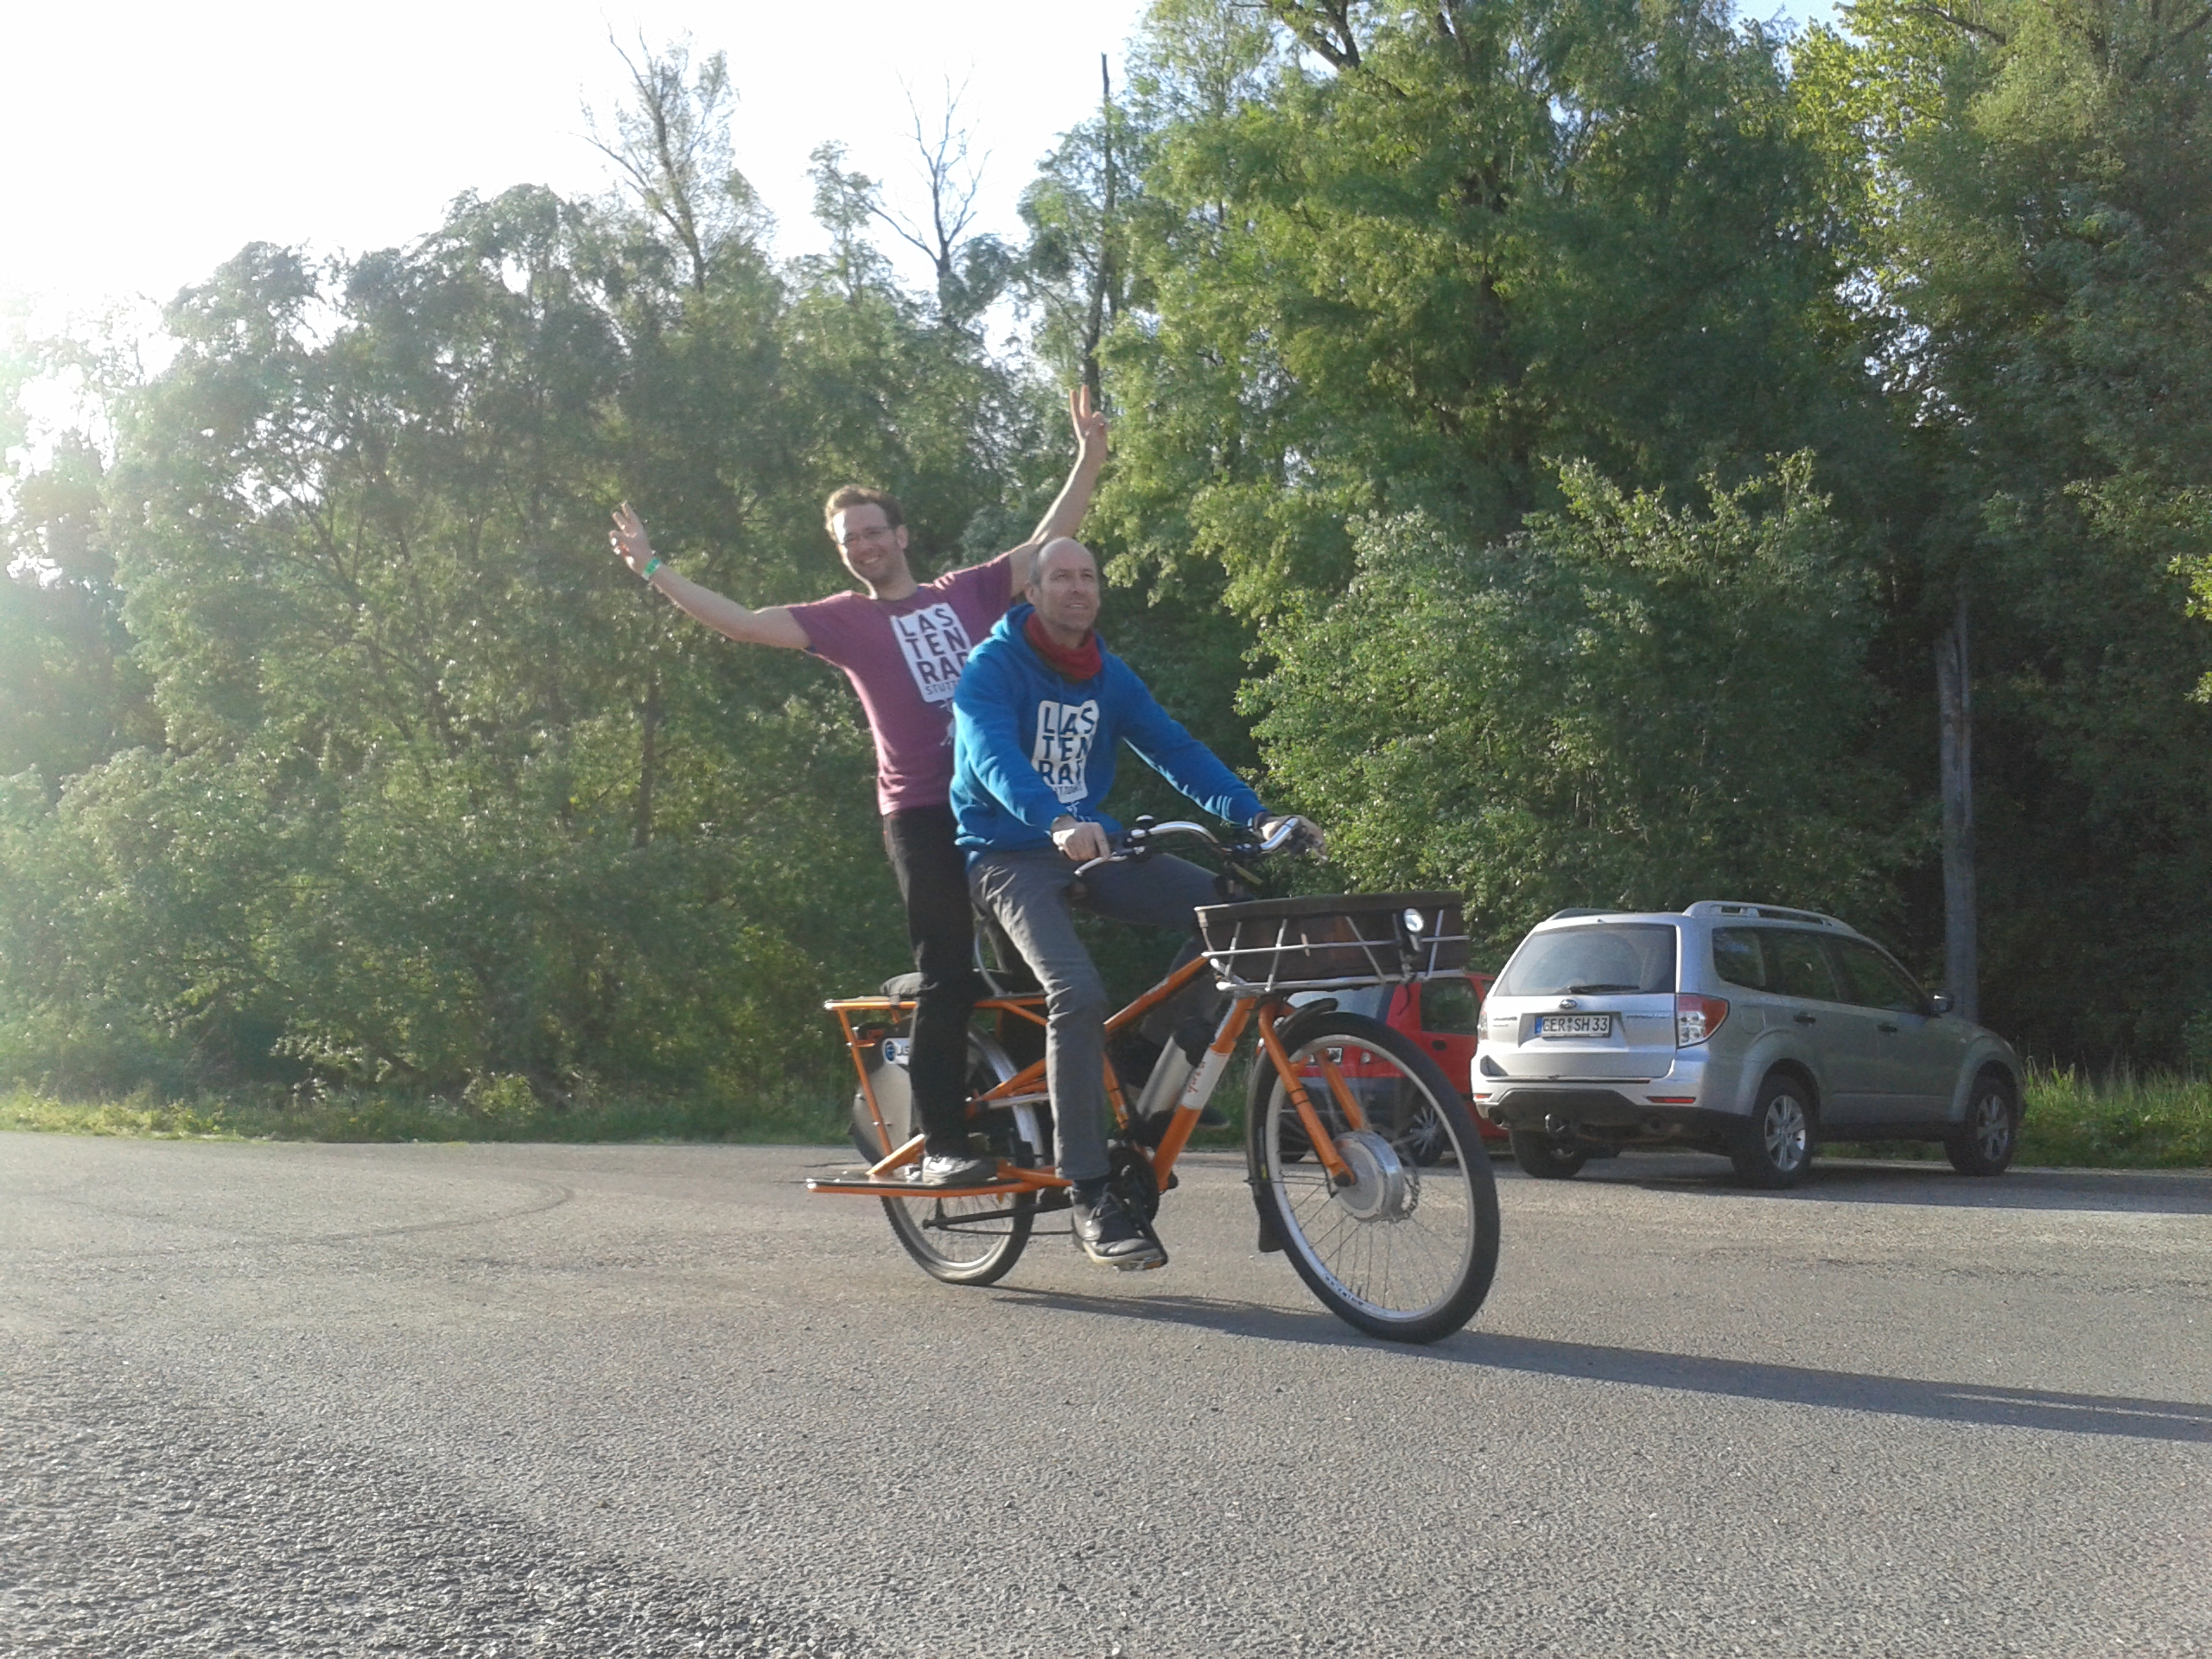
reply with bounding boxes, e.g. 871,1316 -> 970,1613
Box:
838,525 -> 899,550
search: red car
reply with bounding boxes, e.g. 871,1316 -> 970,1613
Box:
1294,971 -> 1505,1157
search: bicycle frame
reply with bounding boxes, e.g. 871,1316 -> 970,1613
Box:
809,952 -> 1373,1201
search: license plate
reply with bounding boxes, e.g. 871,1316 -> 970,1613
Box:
1535,1014 -> 1611,1038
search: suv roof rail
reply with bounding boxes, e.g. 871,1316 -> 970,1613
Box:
1684,899 -> 1849,928
1543,907 -> 1613,921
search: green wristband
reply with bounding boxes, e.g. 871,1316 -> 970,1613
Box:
640,556 -> 664,582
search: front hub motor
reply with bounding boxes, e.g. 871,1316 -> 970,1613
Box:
1333,1130 -> 1415,1223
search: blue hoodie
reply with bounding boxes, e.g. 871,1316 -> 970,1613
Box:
951,605 -> 1264,856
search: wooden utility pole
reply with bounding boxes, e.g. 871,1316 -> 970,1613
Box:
1936,586 -> 1978,1022
1082,53 -> 1116,402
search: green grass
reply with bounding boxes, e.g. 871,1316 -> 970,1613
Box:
0,1082 -> 850,1147
12,1058 -> 2201,1169
2016,1064 -> 2212,1169
1,1070 -> 1259,1154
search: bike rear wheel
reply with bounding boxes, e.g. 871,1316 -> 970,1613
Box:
1249,1012 -> 1500,1343
880,1030 -> 1036,1287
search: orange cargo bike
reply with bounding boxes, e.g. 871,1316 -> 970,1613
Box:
807,821 -> 1503,1344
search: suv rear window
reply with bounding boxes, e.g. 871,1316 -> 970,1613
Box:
1495,925 -> 1677,997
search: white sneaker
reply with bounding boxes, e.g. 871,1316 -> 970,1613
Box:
915,1152 -> 998,1185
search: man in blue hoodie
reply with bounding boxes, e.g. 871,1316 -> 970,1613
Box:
951,539 -> 1319,1268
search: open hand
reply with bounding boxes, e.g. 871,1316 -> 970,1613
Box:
610,503 -> 654,577
1069,385 -> 1109,462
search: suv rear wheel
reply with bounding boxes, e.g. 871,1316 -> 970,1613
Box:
1945,1069 -> 2018,1176
1731,1074 -> 1815,1189
1508,1128 -> 1588,1180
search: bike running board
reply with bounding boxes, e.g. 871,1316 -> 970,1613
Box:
806,1171 -> 1046,1199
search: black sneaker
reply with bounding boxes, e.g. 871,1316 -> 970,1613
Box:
1071,1185 -> 1167,1271
915,1151 -> 998,1186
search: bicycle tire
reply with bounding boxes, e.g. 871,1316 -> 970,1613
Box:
1248,1011 -> 1501,1344
880,1030 -> 1036,1287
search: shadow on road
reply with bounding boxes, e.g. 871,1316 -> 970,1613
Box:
992,1287 -> 2212,1444
1460,1332 -> 2212,1444
1563,1154 -> 2212,1217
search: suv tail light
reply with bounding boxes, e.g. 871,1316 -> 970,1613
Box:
1675,993 -> 1729,1047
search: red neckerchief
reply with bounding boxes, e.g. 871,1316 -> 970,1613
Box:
1024,611 -> 1102,681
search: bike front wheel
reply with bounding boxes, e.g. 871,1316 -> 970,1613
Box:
1249,1012 -> 1501,1343
880,1030 -> 1035,1287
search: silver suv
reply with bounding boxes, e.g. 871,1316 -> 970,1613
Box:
1471,901 -> 2024,1187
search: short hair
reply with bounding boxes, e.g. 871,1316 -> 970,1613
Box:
823,486 -> 905,536
1028,537 -> 1095,586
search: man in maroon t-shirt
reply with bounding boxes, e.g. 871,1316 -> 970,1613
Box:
609,391 -> 1109,1184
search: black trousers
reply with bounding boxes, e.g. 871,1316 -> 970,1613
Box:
881,805 -> 985,1154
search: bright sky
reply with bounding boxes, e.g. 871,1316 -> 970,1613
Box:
3,0 -> 1154,329
3,0 -> 1836,330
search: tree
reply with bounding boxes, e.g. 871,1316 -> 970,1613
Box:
0,32 -> 1103,1104
1097,0 -> 1888,620
1250,459 -> 1910,953
1,429 -> 156,785
1798,0 -> 2212,1058
587,35 -> 770,295
806,86 -> 1016,333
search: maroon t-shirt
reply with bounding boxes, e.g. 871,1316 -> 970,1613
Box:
786,551 -> 1015,815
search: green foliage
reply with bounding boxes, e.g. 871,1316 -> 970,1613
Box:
1097,0 -> 1886,618
1250,458 -> 1907,953
0,49 -> 1073,1114
1792,0 -> 2212,1059
1,425 -> 158,784
6,10 -> 2212,1117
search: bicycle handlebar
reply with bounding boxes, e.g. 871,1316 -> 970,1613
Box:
1069,816 -> 1308,880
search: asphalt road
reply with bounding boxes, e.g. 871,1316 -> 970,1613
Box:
3,1134 -> 2207,1658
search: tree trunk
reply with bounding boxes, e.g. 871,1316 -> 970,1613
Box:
1936,587 -> 1978,1022
633,677 -> 660,850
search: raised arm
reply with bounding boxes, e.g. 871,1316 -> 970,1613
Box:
1007,386 -> 1111,598
611,505 -> 810,651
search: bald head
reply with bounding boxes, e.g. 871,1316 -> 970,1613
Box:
1027,537 -> 1101,645
1033,537 -> 1094,581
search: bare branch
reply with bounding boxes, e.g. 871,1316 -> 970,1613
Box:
1265,0 -> 1363,69
1902,3 -> 2011,47
583,33 -> 746,295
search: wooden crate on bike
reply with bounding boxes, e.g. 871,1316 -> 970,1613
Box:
1194,892 -> 1469,992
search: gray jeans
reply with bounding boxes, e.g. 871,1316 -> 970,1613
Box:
968,847 -> 1222,1185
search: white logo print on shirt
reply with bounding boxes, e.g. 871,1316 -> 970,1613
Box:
892,603 -> 976,705
1033,699 -> 1101,804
